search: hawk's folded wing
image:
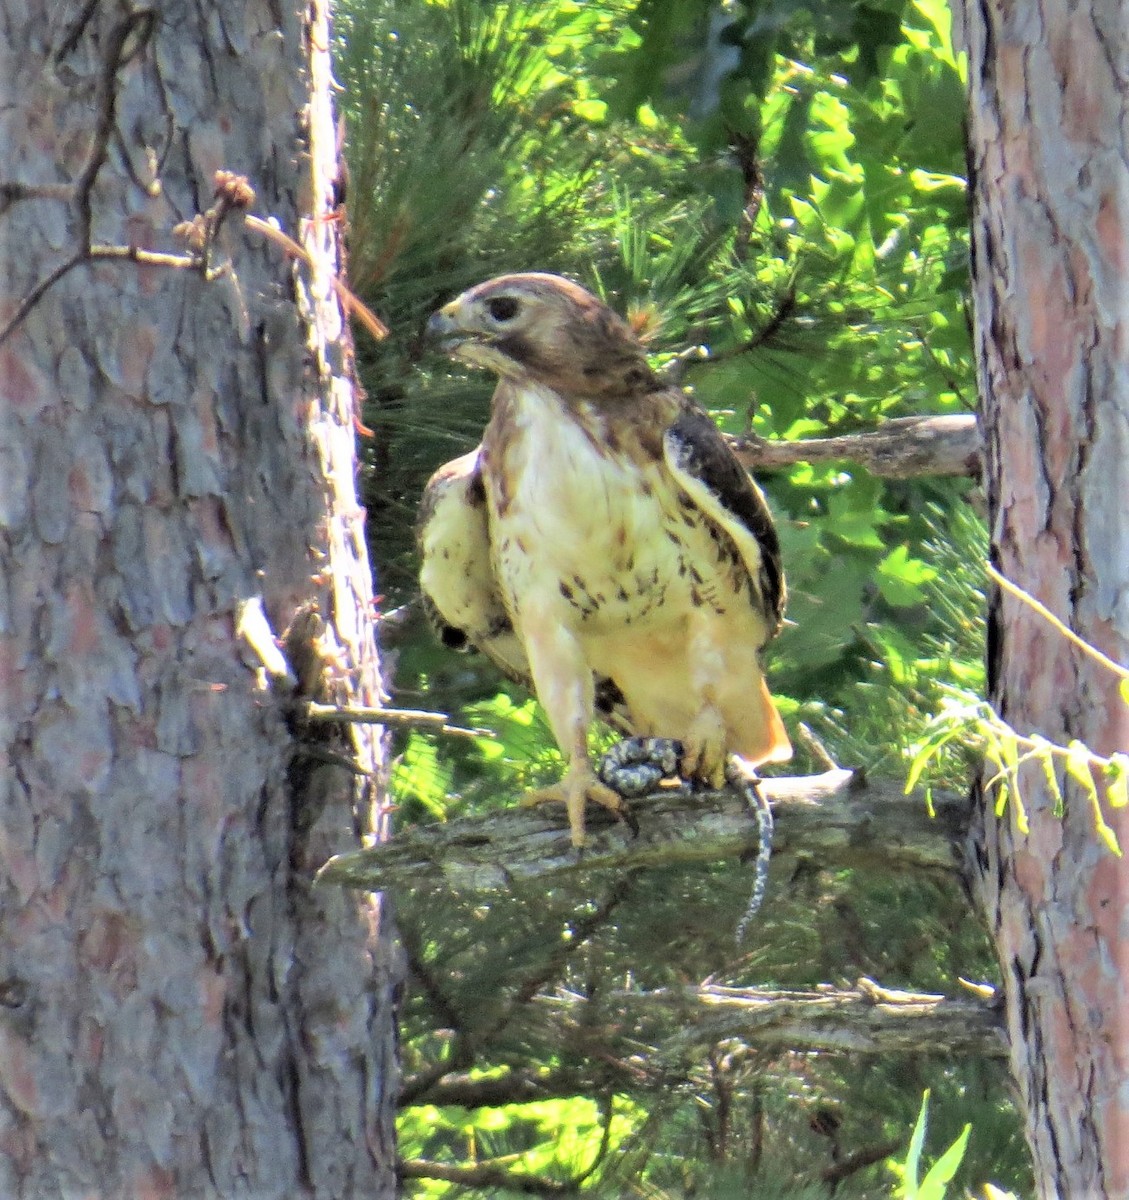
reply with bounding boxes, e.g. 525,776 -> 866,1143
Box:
417,448 -> 531,688
662,405 -> 786,638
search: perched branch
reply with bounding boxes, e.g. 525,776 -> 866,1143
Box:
726,413 -> 981,480
317,769 -> 970,894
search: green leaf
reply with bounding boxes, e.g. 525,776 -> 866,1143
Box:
1065,740 -> 1122,856
911,0 -> 965,75
571,97 -> 607,121
1108,754 -> 1129,809
824,490 -> 887,549
902,1090 -> 931,1195
918,1123 -> 972,1199
1029,735 -> 1064,816
877,544 -> 941,607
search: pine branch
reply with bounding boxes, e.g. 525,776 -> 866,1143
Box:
405,1068 -> 590,1109
727,413 -> 981,479
399,1158 -> 579,1196
821,1139 -> 905,1185
317,769 -> 970,894
401,977 -> 1005,1111
542,977 -> 1006,1060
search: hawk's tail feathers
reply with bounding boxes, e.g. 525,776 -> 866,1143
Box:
752,676 -> 793,766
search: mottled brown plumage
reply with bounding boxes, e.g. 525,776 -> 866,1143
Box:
420,273 -> 791,844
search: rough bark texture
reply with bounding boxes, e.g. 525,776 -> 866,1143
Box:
320,769 -> 970,893
959,1 -> 1129,1195
0,1 -> 398,1196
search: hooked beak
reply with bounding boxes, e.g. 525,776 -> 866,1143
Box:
425,296 -> 514,376
425,303 -> 473,352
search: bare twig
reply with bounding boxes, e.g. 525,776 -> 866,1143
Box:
987,562 -> 1129,679
301,701 -> 490,740
2,19 -> 385,355
0,25 -> 246,353
0,254 -> 89,349
244,213 -> 390,341
796,723 -> 840,772
74,11 -> 157,228
821,1139 -> 904,1185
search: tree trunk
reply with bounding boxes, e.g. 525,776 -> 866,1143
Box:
960,1 -> 1129,1194
0,1 -> 398,1196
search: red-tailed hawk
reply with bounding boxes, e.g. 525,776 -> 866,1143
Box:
419,273 -> 791,846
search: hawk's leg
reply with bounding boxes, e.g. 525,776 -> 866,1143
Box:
681,608 -> 732,788
517,617 -> 624,846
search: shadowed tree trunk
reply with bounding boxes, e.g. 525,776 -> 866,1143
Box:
960,1 -> 1129,1194
0,1 -> 399,1195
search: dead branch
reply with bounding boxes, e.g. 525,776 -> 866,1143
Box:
244,214 -> 389,340
822,1140 -> 904,1185
726,413 -> 981,479
399,1158 -> 578,1196
542,978 -> 1005,1060
317,769 -> 970,894
302,701 -> 488,740
406,1069 -> 591,1109
402,977 -> 1005,1111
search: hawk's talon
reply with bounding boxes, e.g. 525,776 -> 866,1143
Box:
521,768 -> 628,846
681,710 -> 728,789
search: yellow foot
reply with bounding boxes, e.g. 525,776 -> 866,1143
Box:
521,765 -> 627,847
680,709 -> 728,790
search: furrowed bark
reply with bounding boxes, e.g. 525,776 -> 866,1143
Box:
959,0 -> 1129,1194
0,1 -> 398,1194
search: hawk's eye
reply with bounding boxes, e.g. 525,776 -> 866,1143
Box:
485,296 -> 520,323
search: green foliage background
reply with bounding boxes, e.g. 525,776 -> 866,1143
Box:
334,0 -> 1028,1194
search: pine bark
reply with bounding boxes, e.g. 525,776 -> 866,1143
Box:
0,1 -> 398,1196
960,1 -> 1129,1194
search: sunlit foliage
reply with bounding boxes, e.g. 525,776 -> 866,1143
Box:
335,0 -> 1028,1194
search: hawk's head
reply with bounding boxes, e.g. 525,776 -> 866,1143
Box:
427,273 -> 657,399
